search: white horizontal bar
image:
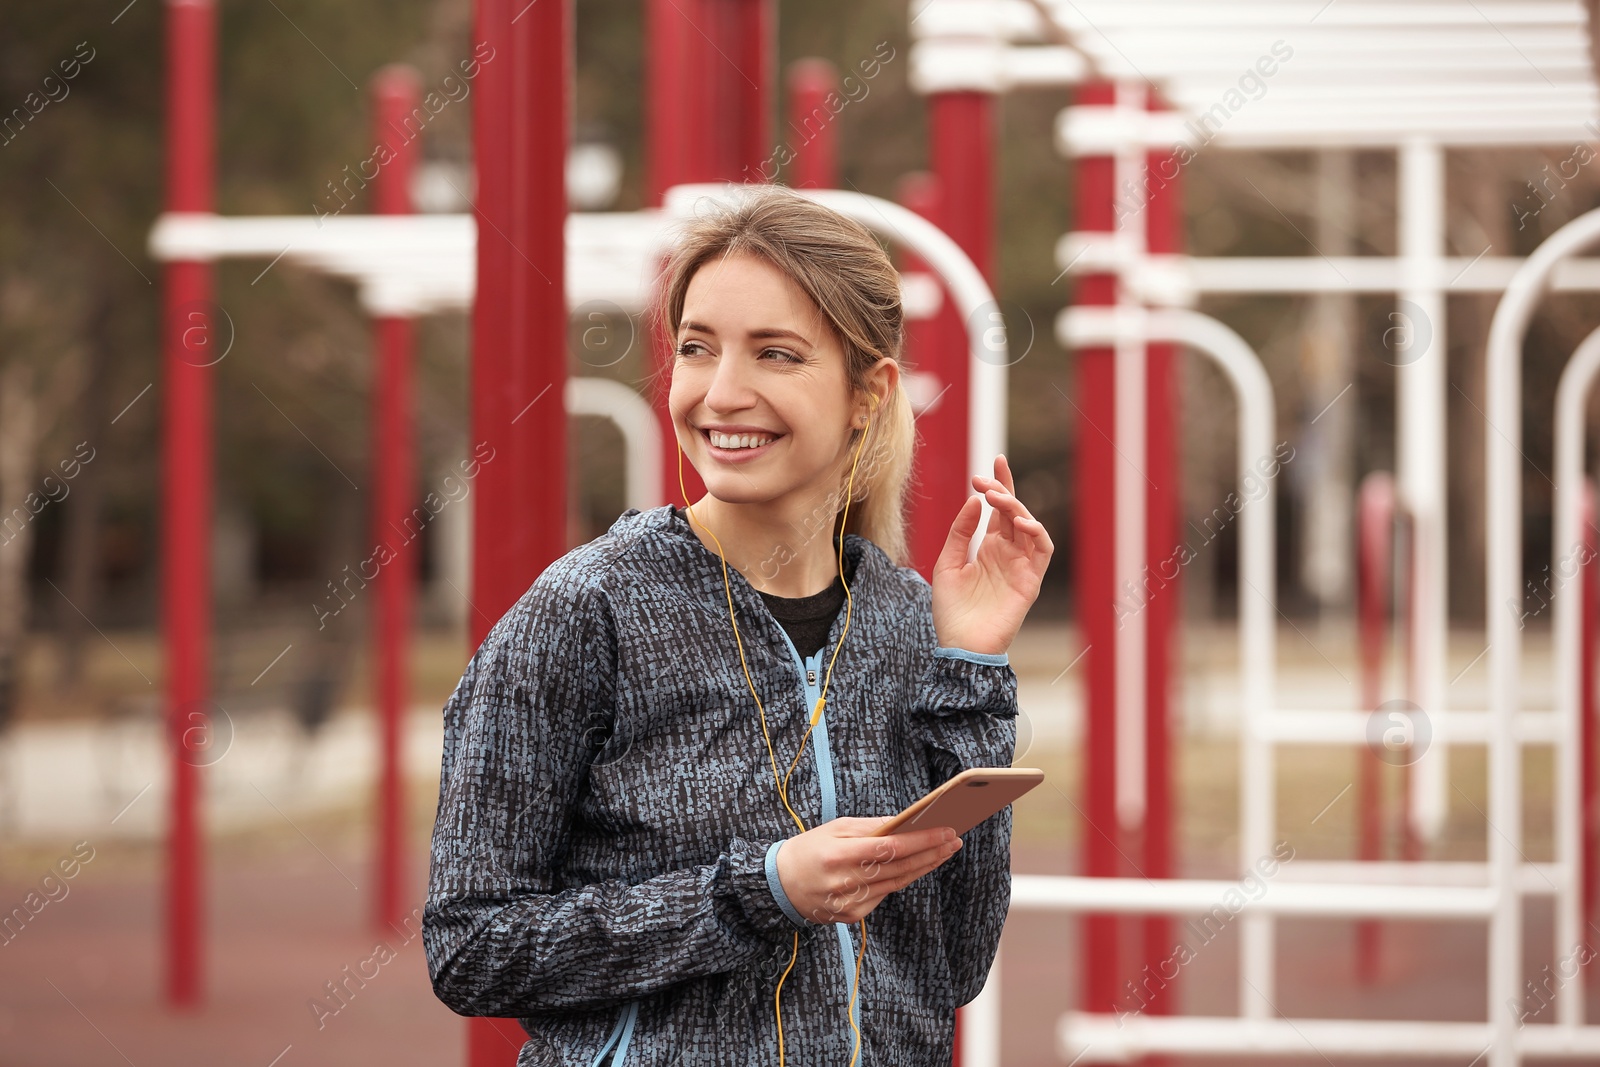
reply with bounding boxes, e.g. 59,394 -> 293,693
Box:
1191,255 -> 1600,294
909,40 -> 1085,94
913,42 -> 1592,93
1074,29 -> 1585,49
1010,874 -> 1498,918
1034,0 -> 1585,31
1059,1013 -> 1600,1061
1053,253 -> 1600,296
1279,861 -> 1564,895
146,211 -> 946,320
1227,118 -> 1595,145
1189,101 -> 1598,124
1207,120 -> 1600,149
1256,709 -> 1558,745
1056,103 -> 1600,151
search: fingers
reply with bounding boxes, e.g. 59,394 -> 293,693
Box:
936,493 -> 984,572
864,836 -> 961,888
987,488 -> 1019,542
820,822 -> 960,885
808,834 -> 963,923
970,464 -> 1054,561
972,480 -> 1028,542
853,829 -> 960,890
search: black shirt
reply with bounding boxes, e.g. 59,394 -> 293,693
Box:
672,507 -> 853,660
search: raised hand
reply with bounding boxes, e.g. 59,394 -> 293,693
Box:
931,455 -> 1053,656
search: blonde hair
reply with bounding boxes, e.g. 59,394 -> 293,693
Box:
649,185 -> 917,567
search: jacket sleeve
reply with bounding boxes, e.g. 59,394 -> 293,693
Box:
906,606 -> 1020,1008
423,566 -> 815,1018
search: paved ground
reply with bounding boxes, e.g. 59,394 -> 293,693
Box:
4,772 -> 1592,1067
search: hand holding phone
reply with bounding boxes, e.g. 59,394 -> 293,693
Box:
870,767 -> 1044,838
774,817 -> 962,926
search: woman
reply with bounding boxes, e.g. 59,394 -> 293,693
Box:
423,185 -> 1053,1066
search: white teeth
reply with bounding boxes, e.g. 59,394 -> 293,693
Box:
708,431 -> 775,450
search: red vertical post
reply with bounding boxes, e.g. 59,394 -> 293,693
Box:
369,64 -> 420,935
1071,80 -> 1122,1019
897,173 -> 966,580
729,0 -> 774,177
1355,472 -> 1395,982
786,59 -> 838,189
645,0 -> 773,507
467,0 -> 569,1060
1139,97 -> 1180,1029
921,87 -> 992,579
929,91 -> 993,281
162,0 -> 216,1010
930,87 -> 994,1065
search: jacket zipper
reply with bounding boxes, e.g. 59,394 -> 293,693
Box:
775,631 -> 864,1057
588,1001 -> 638,1066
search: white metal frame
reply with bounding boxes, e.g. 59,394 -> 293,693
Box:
906,4 -> 1600,1063
1483,206 -> 1600,1064
1010,296 -> 1600,1067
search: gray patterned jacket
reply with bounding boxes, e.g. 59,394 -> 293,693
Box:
423,504 -> 1019,1065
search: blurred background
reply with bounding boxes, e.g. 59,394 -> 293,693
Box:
6,0 -> 1600,1064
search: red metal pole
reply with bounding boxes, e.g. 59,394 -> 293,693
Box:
646,0 -> 770,195
919,86 -> 992,584
467,0 -> 569,1059
162,0 -> 216,1010
1071,78 -> 1122,1021
369,64 -> 420,935
786,59 -> 838,189
897,173 -> 965,580
929,91 -> 993,282
730,0 -> 773,177
929,88 -> 994,1064
1355,472 -> 1396,982
645,0 -> 772,507
1139,96 -> 1180,1030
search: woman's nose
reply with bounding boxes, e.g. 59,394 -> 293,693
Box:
702,348 -> 757,412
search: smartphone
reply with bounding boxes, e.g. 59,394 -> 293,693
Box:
870,767 -> 1045,838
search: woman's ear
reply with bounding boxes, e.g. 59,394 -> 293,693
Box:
865,357 -> 899,410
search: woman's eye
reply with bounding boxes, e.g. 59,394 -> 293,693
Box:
675,341 -> 797,363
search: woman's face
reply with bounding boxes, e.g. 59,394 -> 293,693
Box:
668,252 -> 871,511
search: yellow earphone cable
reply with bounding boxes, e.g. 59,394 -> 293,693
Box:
676,398 -> 876,1067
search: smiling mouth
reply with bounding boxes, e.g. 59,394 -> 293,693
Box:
701,428 -> 783,454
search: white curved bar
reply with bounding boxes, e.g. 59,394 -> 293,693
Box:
1551,324 -> 1600,1028
565,377 -> 662,513
1058,304 -> 1278,1020
1484,205 -> 1600,1067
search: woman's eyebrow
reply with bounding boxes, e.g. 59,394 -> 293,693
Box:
679,321 -> 814,348
749,327 -> 813,347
